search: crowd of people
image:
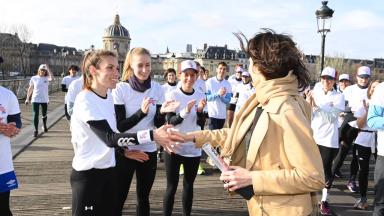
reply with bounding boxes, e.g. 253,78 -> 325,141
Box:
1,29 -> 384,216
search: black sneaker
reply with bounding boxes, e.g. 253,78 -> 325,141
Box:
334,170 -> 342,178
34,131 -> 38,137
42,126 -> 48,132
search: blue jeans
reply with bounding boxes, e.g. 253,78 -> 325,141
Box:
374,155 -> 384,216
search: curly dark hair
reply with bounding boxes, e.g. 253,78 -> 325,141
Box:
234,28 -> 310,91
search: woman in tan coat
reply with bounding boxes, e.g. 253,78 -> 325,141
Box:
183,29 -> 325,215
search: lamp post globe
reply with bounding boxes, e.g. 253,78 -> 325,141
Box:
316,1 -> 334,74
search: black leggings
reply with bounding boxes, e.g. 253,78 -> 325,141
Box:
332,137 -> 359,178
349,144 -> 359,181
64,104 -> 70,121
163,152 -> 200,216
353,144 -> 372,197
115,151 -> 157,216
0,191 -> 12,216
209,117 -> 225,130
32,102 -> 48,131
70,167 -> 117,216
318,145 -> 339,189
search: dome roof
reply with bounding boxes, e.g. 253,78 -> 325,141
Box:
104,14 -> 130,38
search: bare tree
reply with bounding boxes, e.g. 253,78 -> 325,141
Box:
315,54 -> 355,81
9,24 -> 32,77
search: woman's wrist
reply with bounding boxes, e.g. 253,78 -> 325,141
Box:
185,133 -> 196,142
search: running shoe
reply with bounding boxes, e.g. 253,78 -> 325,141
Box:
179,164 -> 184,175
197,164 -> 205,175
347,181 -> 358,193
354,197 -> 369,210
319,201 -> 332,215
334,170 -> 342,178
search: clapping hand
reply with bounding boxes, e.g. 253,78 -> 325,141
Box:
305,90 -> 317,107
160,100 -> 180,114
184,99 -> 196,114
197,99 -> 207,112
218,87 -> 227,96
141,97 -> 151,114
363,99 -> 369,111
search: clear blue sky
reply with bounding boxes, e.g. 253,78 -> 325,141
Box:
1,0 -> 383,59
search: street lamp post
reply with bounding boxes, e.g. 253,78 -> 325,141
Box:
61,49 -> 68,77
53,48 -> 69,76
0,56 -> 4,80
316,1 -> 334,74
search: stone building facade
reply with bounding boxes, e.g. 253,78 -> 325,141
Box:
0,33 -> 82,77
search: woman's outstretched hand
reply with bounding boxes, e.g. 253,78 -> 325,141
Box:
153,125 -> 185,153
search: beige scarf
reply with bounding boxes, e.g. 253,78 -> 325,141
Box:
220,71 -> 300,157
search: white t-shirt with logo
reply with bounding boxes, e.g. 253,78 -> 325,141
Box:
166,88 -> 204,157
29,75 -> 50,103
235,83 -> 256,112
205,77 -> 232,119
65,76 -> 83,105
112,81 -> 164,152
311,89 -> 345,148
343,84 -> 368,113
0,86 -> 20,192
194,78 -> 206,95
71,90 -> 117,171
162,83 -> 178,99
62,76 -> 80,103
350,104 -> 376,149
228,75 -> 242,94
0,86 -> 20,174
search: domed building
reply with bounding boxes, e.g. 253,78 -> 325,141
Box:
103,14 -> 131,70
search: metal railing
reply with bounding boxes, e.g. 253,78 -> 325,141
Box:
0,77 -> 63,99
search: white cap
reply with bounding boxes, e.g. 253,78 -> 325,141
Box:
357,66 -> 371,78
38,64 -> 48,71
241,71 -> 250,77
321,66 -> 336,79
338,73 -> 350,81
180,60 -> 197,72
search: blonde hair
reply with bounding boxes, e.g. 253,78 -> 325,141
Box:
121,47 -> 151,81
368,80 -> 381,99
81,49 -> 117,90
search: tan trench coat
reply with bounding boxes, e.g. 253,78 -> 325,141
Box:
190,74 -> 325,216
